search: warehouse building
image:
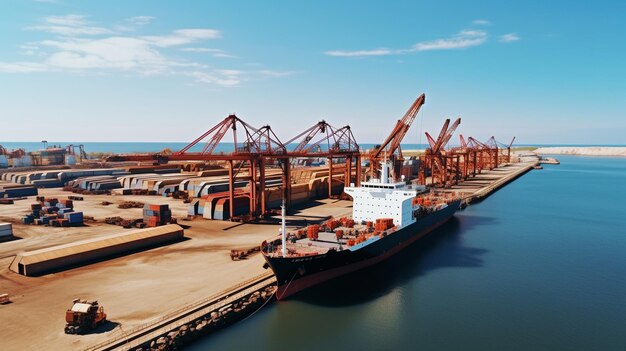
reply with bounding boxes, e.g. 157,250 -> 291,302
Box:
9,224 -> 184,276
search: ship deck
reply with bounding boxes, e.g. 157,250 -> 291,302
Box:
296,232 -> 344,249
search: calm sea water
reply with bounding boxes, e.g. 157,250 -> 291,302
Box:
186,155 -> 626,351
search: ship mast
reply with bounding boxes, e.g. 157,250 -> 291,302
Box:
281,198 -> 287,257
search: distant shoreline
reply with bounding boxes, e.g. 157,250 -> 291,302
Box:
534,146 -> 626,157
405,146 -> 626,158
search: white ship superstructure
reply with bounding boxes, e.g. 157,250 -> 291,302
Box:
344,161 -> 426,229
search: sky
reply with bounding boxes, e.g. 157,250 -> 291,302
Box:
0,0 -> 625,145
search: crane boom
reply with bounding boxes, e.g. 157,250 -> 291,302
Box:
284,121 -> 329,153
425,132 -> 437,149
460,134 -> 467,148
507,136 -> 516,148
431,119 -> 451,153
371,93 -> 425,160
438,117 -> 461,151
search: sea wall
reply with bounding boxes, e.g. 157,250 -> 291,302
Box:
130,285 -> 276,351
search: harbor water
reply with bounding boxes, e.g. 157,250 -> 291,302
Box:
187,155 -> 626,351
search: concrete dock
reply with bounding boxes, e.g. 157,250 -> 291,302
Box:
444,161 -> 536,205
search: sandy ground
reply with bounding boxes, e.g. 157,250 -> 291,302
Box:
534,146 -> 626,157
0,188 -> 352,351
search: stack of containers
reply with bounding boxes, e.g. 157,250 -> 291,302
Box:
0,223 -> 13,238
22,197 -> 83,226
374,218 -> 394,231
326,219 -> 341,231
143,204 -> 172,227
307,225 -> 319,240
43,197 -> 59,208
340,217 -> 355,228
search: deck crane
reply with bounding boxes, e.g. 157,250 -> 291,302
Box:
368,93 -> 426,181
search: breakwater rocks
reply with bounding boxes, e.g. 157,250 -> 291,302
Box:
132,285 -> 276,351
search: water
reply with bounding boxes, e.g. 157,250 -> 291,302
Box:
187,155 -> 626,351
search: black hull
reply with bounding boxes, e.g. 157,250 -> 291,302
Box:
264,199 -> 462,299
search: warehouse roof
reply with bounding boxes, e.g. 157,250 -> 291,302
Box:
14,224 -> 183,266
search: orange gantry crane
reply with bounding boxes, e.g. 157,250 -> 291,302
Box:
106,114 -> 360,220
367,93 -> 426,181
285,120 -> 360,196
419,117 -> 461,187
498,137 -> 516,163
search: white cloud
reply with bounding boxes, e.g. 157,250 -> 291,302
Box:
412,30 -> 487,51
181,47 -> 238,58
181,47 -> 223,53
325,49 -> 392,57
20,43 -> 44,56
187,71 -> 241,87
114,16 -> 156,32
499,33 -> 520,43
257,70 -> 293,77
29,14 -> 112,36
0,61 -> 48,73
41,37 -> 171,72
326,29 -> 487,57
31,25 -> 112,36
212,52 -> 237,58
142,29 -> 221,47
45,14 -> 85,26
128,16 -> 155,26
216,69 -> 242,76
2,14 -> 287,87
473,19 -> 490,25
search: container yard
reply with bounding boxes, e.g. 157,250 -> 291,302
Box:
0,94 -> 550,351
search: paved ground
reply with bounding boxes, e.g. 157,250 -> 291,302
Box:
0,187 -> 352,351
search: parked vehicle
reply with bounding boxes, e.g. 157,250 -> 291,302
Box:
64,299 -> 106,334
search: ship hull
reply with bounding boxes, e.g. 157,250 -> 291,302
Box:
264,199 -> 462,300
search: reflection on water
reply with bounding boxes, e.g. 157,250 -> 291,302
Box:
296,216 -> 490,307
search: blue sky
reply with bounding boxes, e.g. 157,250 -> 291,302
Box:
1,0 -> 624,145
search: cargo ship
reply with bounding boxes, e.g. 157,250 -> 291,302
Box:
262,160 -> 462,300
